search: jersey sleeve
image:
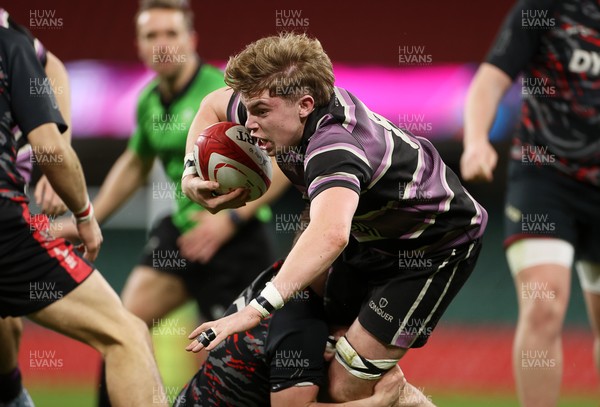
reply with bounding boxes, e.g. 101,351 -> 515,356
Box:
485,0 -> 557,79
267,302 -> 328,392
226,92 -> 248,125
8,32 -> 66,137
304,125 -> 373,201
8,14 -> 47,67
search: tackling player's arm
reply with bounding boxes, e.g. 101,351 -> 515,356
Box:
271,365 -> 404,407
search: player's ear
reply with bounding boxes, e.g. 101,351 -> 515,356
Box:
298,95 -> 315,118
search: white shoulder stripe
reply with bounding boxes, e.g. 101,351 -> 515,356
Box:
367,128 -> 394,190
334,88 -> 353,130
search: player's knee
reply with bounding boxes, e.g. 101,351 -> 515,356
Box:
122,301 -> 154,328
520,299 -> 565,336
122,312 -> 153,347
97,310 -> 152,353
329,336 -> 400,401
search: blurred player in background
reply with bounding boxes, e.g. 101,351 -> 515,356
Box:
176,261 -> 432,407
182,33 -> 486,402
0,9 -> 167,407
53,0 -> 287,405
460,1 -> 600,405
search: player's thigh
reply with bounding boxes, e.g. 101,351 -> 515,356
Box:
121,265 -> 189,325
27,270 -> 146,351
504,161 -> 577,251
0,317 -> 22,373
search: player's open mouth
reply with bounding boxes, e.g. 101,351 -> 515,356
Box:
256,138 -> 273,152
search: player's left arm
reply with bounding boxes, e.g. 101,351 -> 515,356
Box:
181,87 -> 253,209
187,186 -> 357,351
34,51 -> 71,215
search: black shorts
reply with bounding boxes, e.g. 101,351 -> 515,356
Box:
139,215 -> 275,319
504,160 -> 600,263
324,238 -> 482,348
0,200 -> 94,318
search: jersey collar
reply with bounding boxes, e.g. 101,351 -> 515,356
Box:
155,56 -> 203,109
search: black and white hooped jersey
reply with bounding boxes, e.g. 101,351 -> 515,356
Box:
228,88 -> 487,255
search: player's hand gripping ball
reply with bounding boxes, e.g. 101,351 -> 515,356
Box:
194,122 -> 272,201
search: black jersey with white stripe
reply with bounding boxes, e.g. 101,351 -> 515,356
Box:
487,0 -> 600,186
228,88 -> 487,254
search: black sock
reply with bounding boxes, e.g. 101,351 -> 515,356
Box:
97,362 -> 112,407
0,367 -> 23,403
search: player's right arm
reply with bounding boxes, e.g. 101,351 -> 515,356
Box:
460,63 -> 512,182
34,51 -> 71,216
92,150 -> 154,224
28,123 -> 102,261
460,0 -> 548,182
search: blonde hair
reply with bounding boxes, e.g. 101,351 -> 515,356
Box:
225,33 -> 335,106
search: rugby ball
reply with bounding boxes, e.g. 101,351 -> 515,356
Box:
193,122 -> 272,201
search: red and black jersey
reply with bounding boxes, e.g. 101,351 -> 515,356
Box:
0,9 -> 65,202
175,262 -> 329,407
487,0 -> 600,186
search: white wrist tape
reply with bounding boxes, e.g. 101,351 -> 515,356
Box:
249,298 -> 271,319
184,152 -> 194,164
182,165 -> 197,179
182,152 -> 197,179
262,281 -> 284,310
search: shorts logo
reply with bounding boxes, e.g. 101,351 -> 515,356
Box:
53,247 -> 77,270
369,299 -> 393,322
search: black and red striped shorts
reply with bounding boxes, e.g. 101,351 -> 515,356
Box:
0,199 -> 94,317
